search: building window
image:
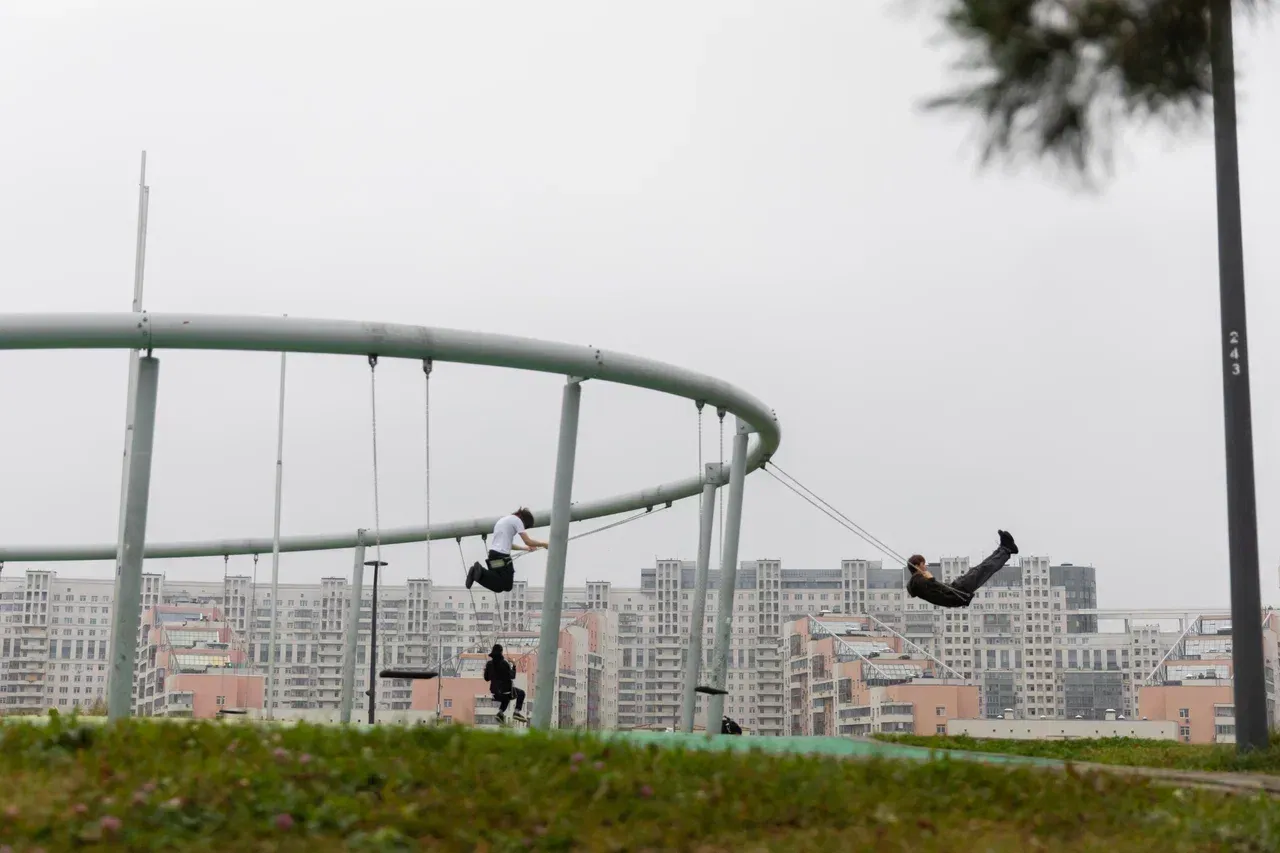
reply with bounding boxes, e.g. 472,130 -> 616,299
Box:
935,725 -> 946,735
1179,725 -> 1191,742
444,699 -> 453,708
935,706 -> 946,716
1178,708 -> 1189,719
216,696 -> 226,706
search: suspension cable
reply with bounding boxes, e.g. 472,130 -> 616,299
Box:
767,462 -> 907,564
368,355 -> 387,702
696,400 -> 705,519
761,464 -> 908,566
250,553 -> 260,676
511,503 -> 671,561
716,408 -> 725,566
221,554 -> 231,703
423,359 -> 433,585
423,359 -> 434,668
368,355 -> 384,567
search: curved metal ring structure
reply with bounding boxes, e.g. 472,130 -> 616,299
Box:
0,312 -> 781,562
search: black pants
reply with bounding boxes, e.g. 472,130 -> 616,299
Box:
475,550 -> 515,593
496,687 -> 525,714
949,547 -> 1014,596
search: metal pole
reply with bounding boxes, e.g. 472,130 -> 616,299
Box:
265,350 -> 287,719
532,378 -> 582,729
339,532 -> 366,724
107,355 -> 159,720
1209,0 -> 1267,752
680,467 -> 723,732
706,418 -> 750,726
366,559 -> 387,725
112,153 -> 149,657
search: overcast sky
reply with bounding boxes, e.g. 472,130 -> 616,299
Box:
1,2 -> 1277,610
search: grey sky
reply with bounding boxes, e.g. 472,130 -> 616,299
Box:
1,2 -> 1277,610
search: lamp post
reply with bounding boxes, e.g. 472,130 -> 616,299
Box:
364,559 -> 388,725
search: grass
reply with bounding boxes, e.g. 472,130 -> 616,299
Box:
875,733 -> 1280,776
1,714 -> 1279,851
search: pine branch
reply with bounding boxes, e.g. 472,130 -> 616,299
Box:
925,0 -> 1268,176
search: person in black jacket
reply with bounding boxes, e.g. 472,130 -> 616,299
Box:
721,716 -> 743,735
906,530 -> 1019,608
483,644 -> 527,725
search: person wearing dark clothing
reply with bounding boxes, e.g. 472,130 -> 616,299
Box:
467,508 -> 548,593
721,716 -> 743,735
906,530 -> 1019,608
483,644 -> 527,724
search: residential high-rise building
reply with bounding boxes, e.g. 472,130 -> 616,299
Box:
4,557 -> 1274,741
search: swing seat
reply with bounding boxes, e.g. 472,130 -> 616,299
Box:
695,685 -> 729,696
217,708 -> 249,716
379,669 -> 440,680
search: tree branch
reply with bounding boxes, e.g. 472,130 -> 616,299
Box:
925,0 -> 1267,177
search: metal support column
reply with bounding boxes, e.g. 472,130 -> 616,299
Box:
107,355 -> 160,721
531,377 -> 582,729
339,531 -> 366,724
706,418 -> 750,727
680,464 -> 725,732
1209,0 -> 1267,753
115,152 -> 150,554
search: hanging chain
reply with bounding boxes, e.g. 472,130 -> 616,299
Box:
717,408 -> 726,566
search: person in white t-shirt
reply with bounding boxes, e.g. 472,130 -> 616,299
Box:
465,508 -> 548,592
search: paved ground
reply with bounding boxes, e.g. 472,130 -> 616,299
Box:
603,730 -> 1280,796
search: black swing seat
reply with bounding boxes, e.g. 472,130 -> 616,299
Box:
379,669 -> 440,680
217,708 -> 249,716
695,685 -> 729,696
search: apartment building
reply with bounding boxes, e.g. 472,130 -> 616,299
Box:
6,557 -> 1278,738
785,614 -> 980,737
133,604 -> 262,717
0,570 -> 118,713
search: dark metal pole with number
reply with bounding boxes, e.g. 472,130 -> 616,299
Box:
1209,0 -> 1268,752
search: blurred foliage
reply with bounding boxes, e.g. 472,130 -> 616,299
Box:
925,0 -> 1270,177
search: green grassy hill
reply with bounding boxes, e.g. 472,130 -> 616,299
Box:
1,715 -> 1278,851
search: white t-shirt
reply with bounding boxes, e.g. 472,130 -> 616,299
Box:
490,514 -> 526,555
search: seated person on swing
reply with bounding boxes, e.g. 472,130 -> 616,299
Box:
906,530 -> 1018,608
465,508 -> 548,593
484,644 -> 527,725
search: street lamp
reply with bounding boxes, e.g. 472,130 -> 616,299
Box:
364,559 -> 388,725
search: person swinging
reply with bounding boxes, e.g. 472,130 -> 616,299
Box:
466,508 -> 548,593
484,644 -> 527,725
906,530 -> 1019,608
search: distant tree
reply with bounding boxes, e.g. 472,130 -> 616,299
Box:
84,697 -> 109,717
924,0 -> 1270,177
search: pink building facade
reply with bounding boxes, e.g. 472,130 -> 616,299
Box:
135,605 -> 264,718
1138,683 -> 1237,744
787,615 -> 979,737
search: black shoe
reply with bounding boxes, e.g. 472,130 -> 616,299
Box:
466,562 -> 480,589
999,530 -> 1019,555
495,712 -> 507,726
